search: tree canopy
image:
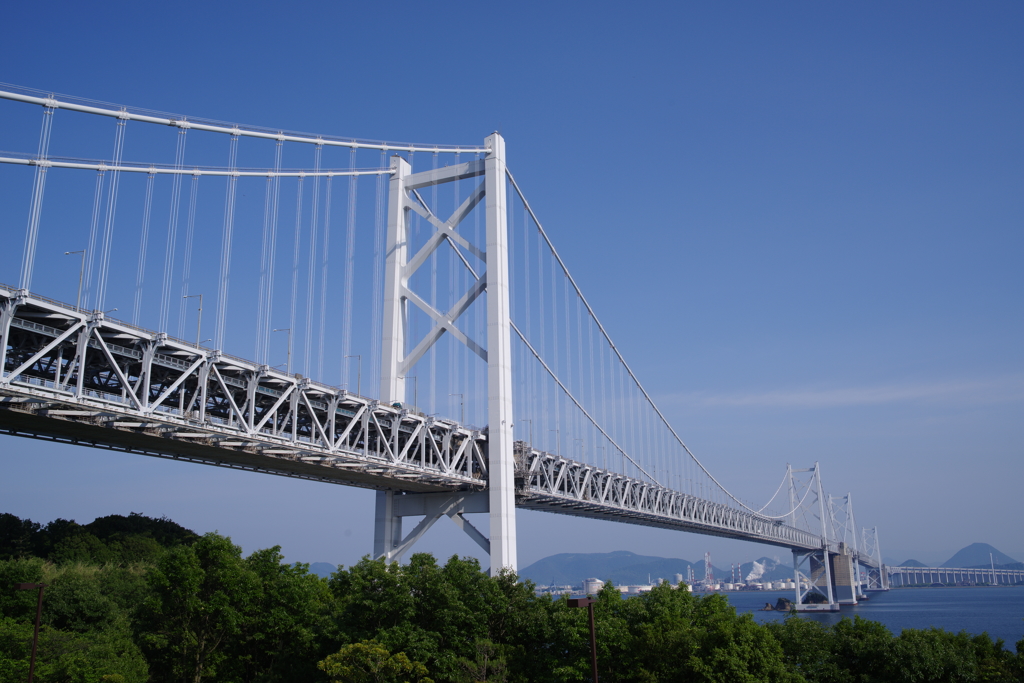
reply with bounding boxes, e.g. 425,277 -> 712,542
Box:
1,511 -> 1022,683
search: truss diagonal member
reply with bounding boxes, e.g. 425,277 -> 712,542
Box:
386,492 -> 471,562
333,402 -> 366,450
210,365 -> 250,434
448,512 -> 490,553
401,279 -> 488,374
145,354 -> 206,414
1,320 -> 83,385
509,321 -> 659,485
370,412 -> 396,461
92,330 -> 143,410
383,511 -> 443,562
385,492 -> 490,562
397,420 -> 424,463
253,383 -> 296,433
405,183 -> 486,269
300,392 -> 332,448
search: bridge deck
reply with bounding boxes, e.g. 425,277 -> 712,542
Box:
2,287 -> 840,553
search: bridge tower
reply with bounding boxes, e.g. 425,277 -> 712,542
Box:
788,463 -> 838,610
375,133 -> 517,573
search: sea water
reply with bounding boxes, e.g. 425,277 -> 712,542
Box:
722,586 -> 1024,648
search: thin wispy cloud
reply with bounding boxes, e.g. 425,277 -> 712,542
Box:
663,376 -> 1024,409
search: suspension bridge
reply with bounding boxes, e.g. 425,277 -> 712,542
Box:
0,84 -> 887,609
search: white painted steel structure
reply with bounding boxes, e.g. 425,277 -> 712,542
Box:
0,84 -> 886,586
888,565 -> 1024,586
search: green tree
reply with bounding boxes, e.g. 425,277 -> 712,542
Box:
34,621 -> 149,683
455,639 -> 508,683
85,512 -> 198,548
0,557 -> 47,622
0,616 -> 33,682
0,513 -> 40,560
331,554 -> 520,682
319,639 -> 433,683
552,583 -> 798,683
767,614 -> 850,682
49,530 -> 114,566
224,546 -> 334,682
139,532 -> 255,683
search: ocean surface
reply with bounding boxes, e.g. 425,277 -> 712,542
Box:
720,586 -> 1024,647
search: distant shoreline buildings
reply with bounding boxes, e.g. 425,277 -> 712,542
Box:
534,576 -> 802,598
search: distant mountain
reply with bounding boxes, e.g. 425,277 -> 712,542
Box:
518,551 -> 791,587
900,559 -> 927,567
942,543 -> 1017,568
309,562 -> 336,578
519,551 -> 690,586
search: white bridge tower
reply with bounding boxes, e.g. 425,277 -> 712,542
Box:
374,133 -> 517,573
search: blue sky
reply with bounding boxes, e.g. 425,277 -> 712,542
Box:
1,2 -> 1021,570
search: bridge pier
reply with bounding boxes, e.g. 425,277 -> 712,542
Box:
831,543 -> 858,605
792,548 -> 839,611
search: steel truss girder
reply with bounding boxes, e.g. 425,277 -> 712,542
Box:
514,443 -> 824,550
0,287 -> 488,491
1,284 -> 865,555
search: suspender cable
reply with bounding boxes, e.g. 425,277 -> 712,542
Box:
288,175 -> 305,374
429,150 -> 438,414
508,170 -> 787,515
255,176 -> 273,362
521,195 -> 533,442
214,134 -> 239,350
450,152 -> 460,418
177,173 -> 200,339
535,217 -> 547,450
304,144 -> 322,377
266,141 -> 284,360
83,166 -> 106,310
96,116 -> 127,311
19,103 -> 54,292
511,321 -> 657,482
550,247 -> 561,452
369,149 -> 387,395
255,140 -> 283,364
474,153 -> 484,421
159,127 -> 188,332
340,148 -> 357,389
133,172 -> 156,325
316,172 -> 333,381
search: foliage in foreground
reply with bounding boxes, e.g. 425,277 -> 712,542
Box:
1,511 -> 1023,682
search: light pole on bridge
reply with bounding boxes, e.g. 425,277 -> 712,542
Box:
401,375 -> 418,412
519,419 -> 533,445
64,249 -> 85,312
183,294 -> 203,346
273,328 -> 292,375
449,393 -> 464,424
344,355 -> 362,396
